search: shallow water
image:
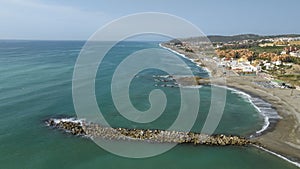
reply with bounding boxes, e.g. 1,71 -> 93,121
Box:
0,40 -> 298,169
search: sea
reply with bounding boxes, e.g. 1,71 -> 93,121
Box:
0,40 -> 298,169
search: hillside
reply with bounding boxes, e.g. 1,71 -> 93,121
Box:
207,34 -> 300,43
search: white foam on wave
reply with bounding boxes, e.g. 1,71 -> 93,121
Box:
159,43 -> 193,61
153,75 -> 173,78
202,67 -> 211,76
253,145 -> 300,168
179,85 -> 203,89
160,44 -> 208,69
256,116 -> 270,134
215,85 -> 281,135
159,44 -> 281,134
159,43 -> 212,79
52,117 -> 85,125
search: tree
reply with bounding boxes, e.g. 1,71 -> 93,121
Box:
234,52 -> 240,59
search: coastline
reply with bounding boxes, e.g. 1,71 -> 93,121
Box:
214,84 -> 281,136
223,77 -> 300,164
160,43 -> 278,135
160,43 -> 300,167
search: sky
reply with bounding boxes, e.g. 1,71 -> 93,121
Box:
0,0 -> 299,40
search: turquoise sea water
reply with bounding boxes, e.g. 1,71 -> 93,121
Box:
0,40 -> 298,169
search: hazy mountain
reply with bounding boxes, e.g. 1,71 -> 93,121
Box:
207,34 -> 300,43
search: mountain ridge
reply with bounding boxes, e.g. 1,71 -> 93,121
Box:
207,34 -> 300,43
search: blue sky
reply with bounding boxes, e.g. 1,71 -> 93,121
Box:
0,0 -> 299,40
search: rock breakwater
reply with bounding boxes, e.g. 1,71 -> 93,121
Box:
46,118 -> 256,146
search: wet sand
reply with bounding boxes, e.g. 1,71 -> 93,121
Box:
162,44 -> 300,164
223,76 -> 300,162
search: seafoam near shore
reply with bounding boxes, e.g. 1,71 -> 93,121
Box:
160,43 -> 300,167
160,43 -> 280,135
220,85 -> 281,135
2,40 -> 299,169
254,145 -> 300,168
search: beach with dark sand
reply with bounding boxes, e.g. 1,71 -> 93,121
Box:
162,43 -> 300,166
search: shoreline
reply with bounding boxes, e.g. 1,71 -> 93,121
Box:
214,84 -> 281,136
160,43 -> 279,135
160,43 -> 280,136
160,43 -> 300,167
254,145 -> 300,168
222,77 -> 300,165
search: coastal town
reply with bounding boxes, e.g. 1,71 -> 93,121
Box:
165,35 -> 300,90
162,34 -> 300,164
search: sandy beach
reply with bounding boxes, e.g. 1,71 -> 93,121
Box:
224,76 -> 300,161
162,44 -> 300,165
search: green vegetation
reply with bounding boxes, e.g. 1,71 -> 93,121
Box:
285,57 -> 300,64
177,34 -> 300,87
249,46 -> 286,54
277,74 -> 300,86
208,34 -> 261,43
219,43 -> 258,50
207,34 -> 300,43
218,46 -> 300,64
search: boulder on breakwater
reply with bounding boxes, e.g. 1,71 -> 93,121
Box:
174,76 -> 211,86
46,118 -> 256,146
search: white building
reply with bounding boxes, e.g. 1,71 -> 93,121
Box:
290,51 -> 300,57
264,63 -> 271,70
231,63 -> 257,72
273,60 -> 282,66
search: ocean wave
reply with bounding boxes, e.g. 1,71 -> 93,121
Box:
179,85 -> 203,89
159,43 -> 210,77
159,44 -> 281,135
253,145 -> 300,168
217,85 -> 281,135
202,67 -> 211,76
159,44 -> 192,60
48,118 -> 85,126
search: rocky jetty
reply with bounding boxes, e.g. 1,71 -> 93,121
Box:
174,76 -> 211,86
47,119 -> 86,135
46,118 -> 256,146
153,75 -> 210,87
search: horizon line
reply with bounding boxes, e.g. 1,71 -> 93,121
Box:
1,33 -> 300,42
